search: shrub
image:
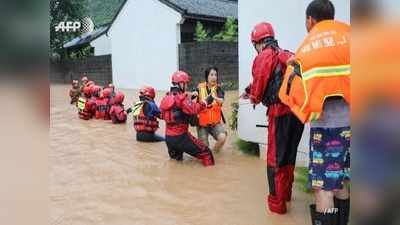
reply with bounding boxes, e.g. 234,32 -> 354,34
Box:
235,138 -> 259,156
229,101 -> 238,130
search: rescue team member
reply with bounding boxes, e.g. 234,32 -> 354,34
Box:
90,85 -> 101,115
279,1 -> 350,224
127,86 -> 164,142
69,80 -> 80,105
241,22 -> 304,214
195,67 -> 227,152
103,87 -> 114,105
95,88 -> 112,120
160,71 -> 215,166
77,86 -> 95,120
109,91 -> 127,124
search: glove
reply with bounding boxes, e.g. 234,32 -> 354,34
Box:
245,85 -> 251,94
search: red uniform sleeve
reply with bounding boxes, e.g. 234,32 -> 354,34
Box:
176,93 -> 206,115
116,106 -> 127,121
249,49 -> 277,104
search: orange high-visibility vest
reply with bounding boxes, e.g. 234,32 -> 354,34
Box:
279,20 -> 350,123
198,82 -> 222,127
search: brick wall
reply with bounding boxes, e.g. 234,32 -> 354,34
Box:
50,55 -> 112,87
179,41 -> 238,90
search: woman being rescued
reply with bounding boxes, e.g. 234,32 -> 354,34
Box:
193,67 -> 227,152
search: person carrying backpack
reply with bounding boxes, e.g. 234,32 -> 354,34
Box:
241,22 -> 304,214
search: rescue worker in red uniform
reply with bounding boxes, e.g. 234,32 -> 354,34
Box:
89,85 -> 101,116
160,71 -> 215,166
103,87 -> 114,105
241,22 -> 304,214
126,86 -> 164,142
78,86 -> 95,120
109,91 -> 127,124
95,88 -> 111,120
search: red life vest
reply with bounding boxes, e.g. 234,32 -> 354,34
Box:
160,92 -> 191,136
78,97 -> 93,120
133,101 -> 159,132
109,104 -> 127,123
95,97 -> 111,120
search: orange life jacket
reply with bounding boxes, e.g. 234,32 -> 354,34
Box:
133,101 -> 159,133
197,82 -> 222,127
279,20 -> 350,123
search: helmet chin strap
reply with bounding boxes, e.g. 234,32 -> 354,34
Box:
263,37 -> 279,51
171,83 -> 183,93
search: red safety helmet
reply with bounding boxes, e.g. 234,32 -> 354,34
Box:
102,88 -> 112,98
171,70 -> 190,84
114,91 -> 125,104
91,85 -> 102,96
83,86 -> 91,96
251,22 -> 275,43
139,86 -> 156,99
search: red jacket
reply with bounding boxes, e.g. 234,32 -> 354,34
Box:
109,104 -> 127,123
160,91 -> 206,136
78,97 -> 95,120
247,47 -> 292,117
89,97 -> 97,115
95,97 -> 111,120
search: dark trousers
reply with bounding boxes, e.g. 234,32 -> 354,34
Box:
266,112 -> 304,213
165,132 -> 215,166
136,131 -> 165,142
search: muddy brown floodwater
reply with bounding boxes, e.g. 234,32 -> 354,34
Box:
50,84 -> 311,225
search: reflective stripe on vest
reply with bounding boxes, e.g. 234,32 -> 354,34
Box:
132,101 -> 143,117
197,82 -> 222,126
198,82 -> 217,102
302,64 -> 351,81
77,97 -> 86,112
299,64 -> 350,114
279,21 -> 350,123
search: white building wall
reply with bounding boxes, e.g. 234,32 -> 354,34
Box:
91,34 -> 111,56
109,0 -> 182,90
238,1 -> 350,152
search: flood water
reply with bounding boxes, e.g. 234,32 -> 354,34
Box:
50,84 -> 311,225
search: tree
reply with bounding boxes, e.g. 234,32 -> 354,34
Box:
194,21 -> 210,41
212,17 -> 238,42
50,0 -> 89,58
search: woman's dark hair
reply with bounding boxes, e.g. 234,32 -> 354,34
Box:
204,67 -> 219,82
306,0 -> 335,22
